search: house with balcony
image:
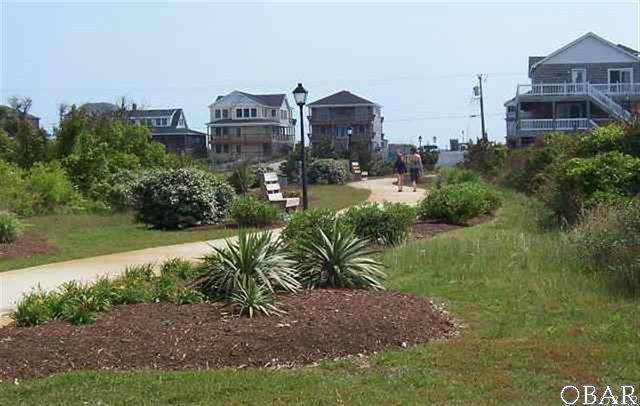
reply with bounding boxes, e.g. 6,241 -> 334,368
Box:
307,90 -> 386,156
207,91 -> 295,161
126,105 -> 207,157
506,32 -> 640,147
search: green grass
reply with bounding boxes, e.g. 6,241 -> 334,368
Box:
0,184 -> 370,272
2,190 -> 638,404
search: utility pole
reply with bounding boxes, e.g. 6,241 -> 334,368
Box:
477,74 -> 487,142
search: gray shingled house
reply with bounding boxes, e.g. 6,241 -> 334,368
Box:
307,90 -> 386,157
506,32 -> 640,147
126,105 -> 206,157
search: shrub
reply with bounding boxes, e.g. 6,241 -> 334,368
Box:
297,222 -> 386,290
228,162 -> 256,193
463,142 -> 507,177
0,159 -> 28,214
0,211 -> 23,243
570,199 -> 640,293
198,231 -> 299,316
437,168 -> 481,188
342,202 -> 416,246
133,168 -> 235,229
366,158 -> 393,177
281,208 -> 336,251
227,195 -> 280,227
418,181 -> 500,225
307,159 -> 348,185
25,162 -> 84,215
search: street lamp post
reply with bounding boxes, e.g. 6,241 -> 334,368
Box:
347,126 -> 353,159
293,83 -> 309,210
418,136 -> 422,152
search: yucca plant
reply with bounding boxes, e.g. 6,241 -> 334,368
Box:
297,222 -> 387,290
230,278 -> 283,318
198,231 -> 299,316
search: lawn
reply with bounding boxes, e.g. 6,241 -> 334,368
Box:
1,190 -> 638,404
0,184 -> 370,272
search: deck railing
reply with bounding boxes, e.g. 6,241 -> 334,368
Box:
517,82 -> 640,97
519,118 -> 593,131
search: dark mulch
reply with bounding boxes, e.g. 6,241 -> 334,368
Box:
410,214 -> 494,241
0,289 -> 455,380
0,233 -> 56,260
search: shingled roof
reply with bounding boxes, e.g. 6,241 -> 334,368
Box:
308,90 -> 378,107
237,92 -> 286,107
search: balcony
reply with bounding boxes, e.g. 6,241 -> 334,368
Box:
517,82 -> 640,97
519,118 -> 595,132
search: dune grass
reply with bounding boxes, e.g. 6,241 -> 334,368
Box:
0,184 -> 370,272
1,190 -> 638,404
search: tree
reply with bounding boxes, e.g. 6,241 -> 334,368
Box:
8,96 -> 33,119
13,120 -> 48,168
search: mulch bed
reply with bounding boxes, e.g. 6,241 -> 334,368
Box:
0,289 -> 456,380
0,233 -> 56,260
409,214 -> 494,241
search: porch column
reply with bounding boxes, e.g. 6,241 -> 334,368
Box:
552,101 -> 557,130
586,101 -> 591,120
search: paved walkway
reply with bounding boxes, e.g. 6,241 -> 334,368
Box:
0,178 -> 425,323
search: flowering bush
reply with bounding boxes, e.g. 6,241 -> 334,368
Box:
133,168 -> 235,229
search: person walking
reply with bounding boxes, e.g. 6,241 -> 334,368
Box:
393,152 -> 407,192
407,147 -> 423,192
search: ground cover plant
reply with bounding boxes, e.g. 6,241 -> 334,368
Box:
10,259 -> 203,327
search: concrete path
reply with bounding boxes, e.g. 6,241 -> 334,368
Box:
0,178 -> 425,323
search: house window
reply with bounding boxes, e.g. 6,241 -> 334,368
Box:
271,109 -> 276,117
244,108 -> 250,117
263,108 -> 268,117
215,109 -> 221,119
223,127 -> 229,136
236,128 -> 241,137
161,118 -> 168,125
320,126 -> 326,135
609,68 -> 633,84
251,108 -> 257,118
359,125 -> 365,133
507,106 -> 516,113
236,145 -> 241,154
155,118 -> 162,126
223,145 -> 229,153
236,109 -> 243,118
222,110 -> 229,119
215,127 -> 222,136
215,144 -> 222,153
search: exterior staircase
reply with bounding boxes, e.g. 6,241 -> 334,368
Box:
587,84 -> 632,121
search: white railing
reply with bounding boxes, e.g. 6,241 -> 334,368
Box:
520,118 -> 593,131
517,82 -> 640,97
587,84 -> 632,121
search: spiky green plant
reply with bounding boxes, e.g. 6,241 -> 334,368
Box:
199,231 -> 299,316
200,231 -> 299,297
297,222 -> 387,290
229,278 -> 283,318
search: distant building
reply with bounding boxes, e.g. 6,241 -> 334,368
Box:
307,90 -> 386,156
506,32 -> 640,147
387,143 -> 414,161
126,105 -> 206,157
0,105 -> 40,129
207,91 -> 296,161
449,139 -> 460,151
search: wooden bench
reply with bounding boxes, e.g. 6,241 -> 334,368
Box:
351,161 -> 362,181
263,172 -> 300,211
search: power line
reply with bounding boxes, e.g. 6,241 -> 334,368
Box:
386,112 -> 503,123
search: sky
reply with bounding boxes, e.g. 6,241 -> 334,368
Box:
1,1 -> 639,148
